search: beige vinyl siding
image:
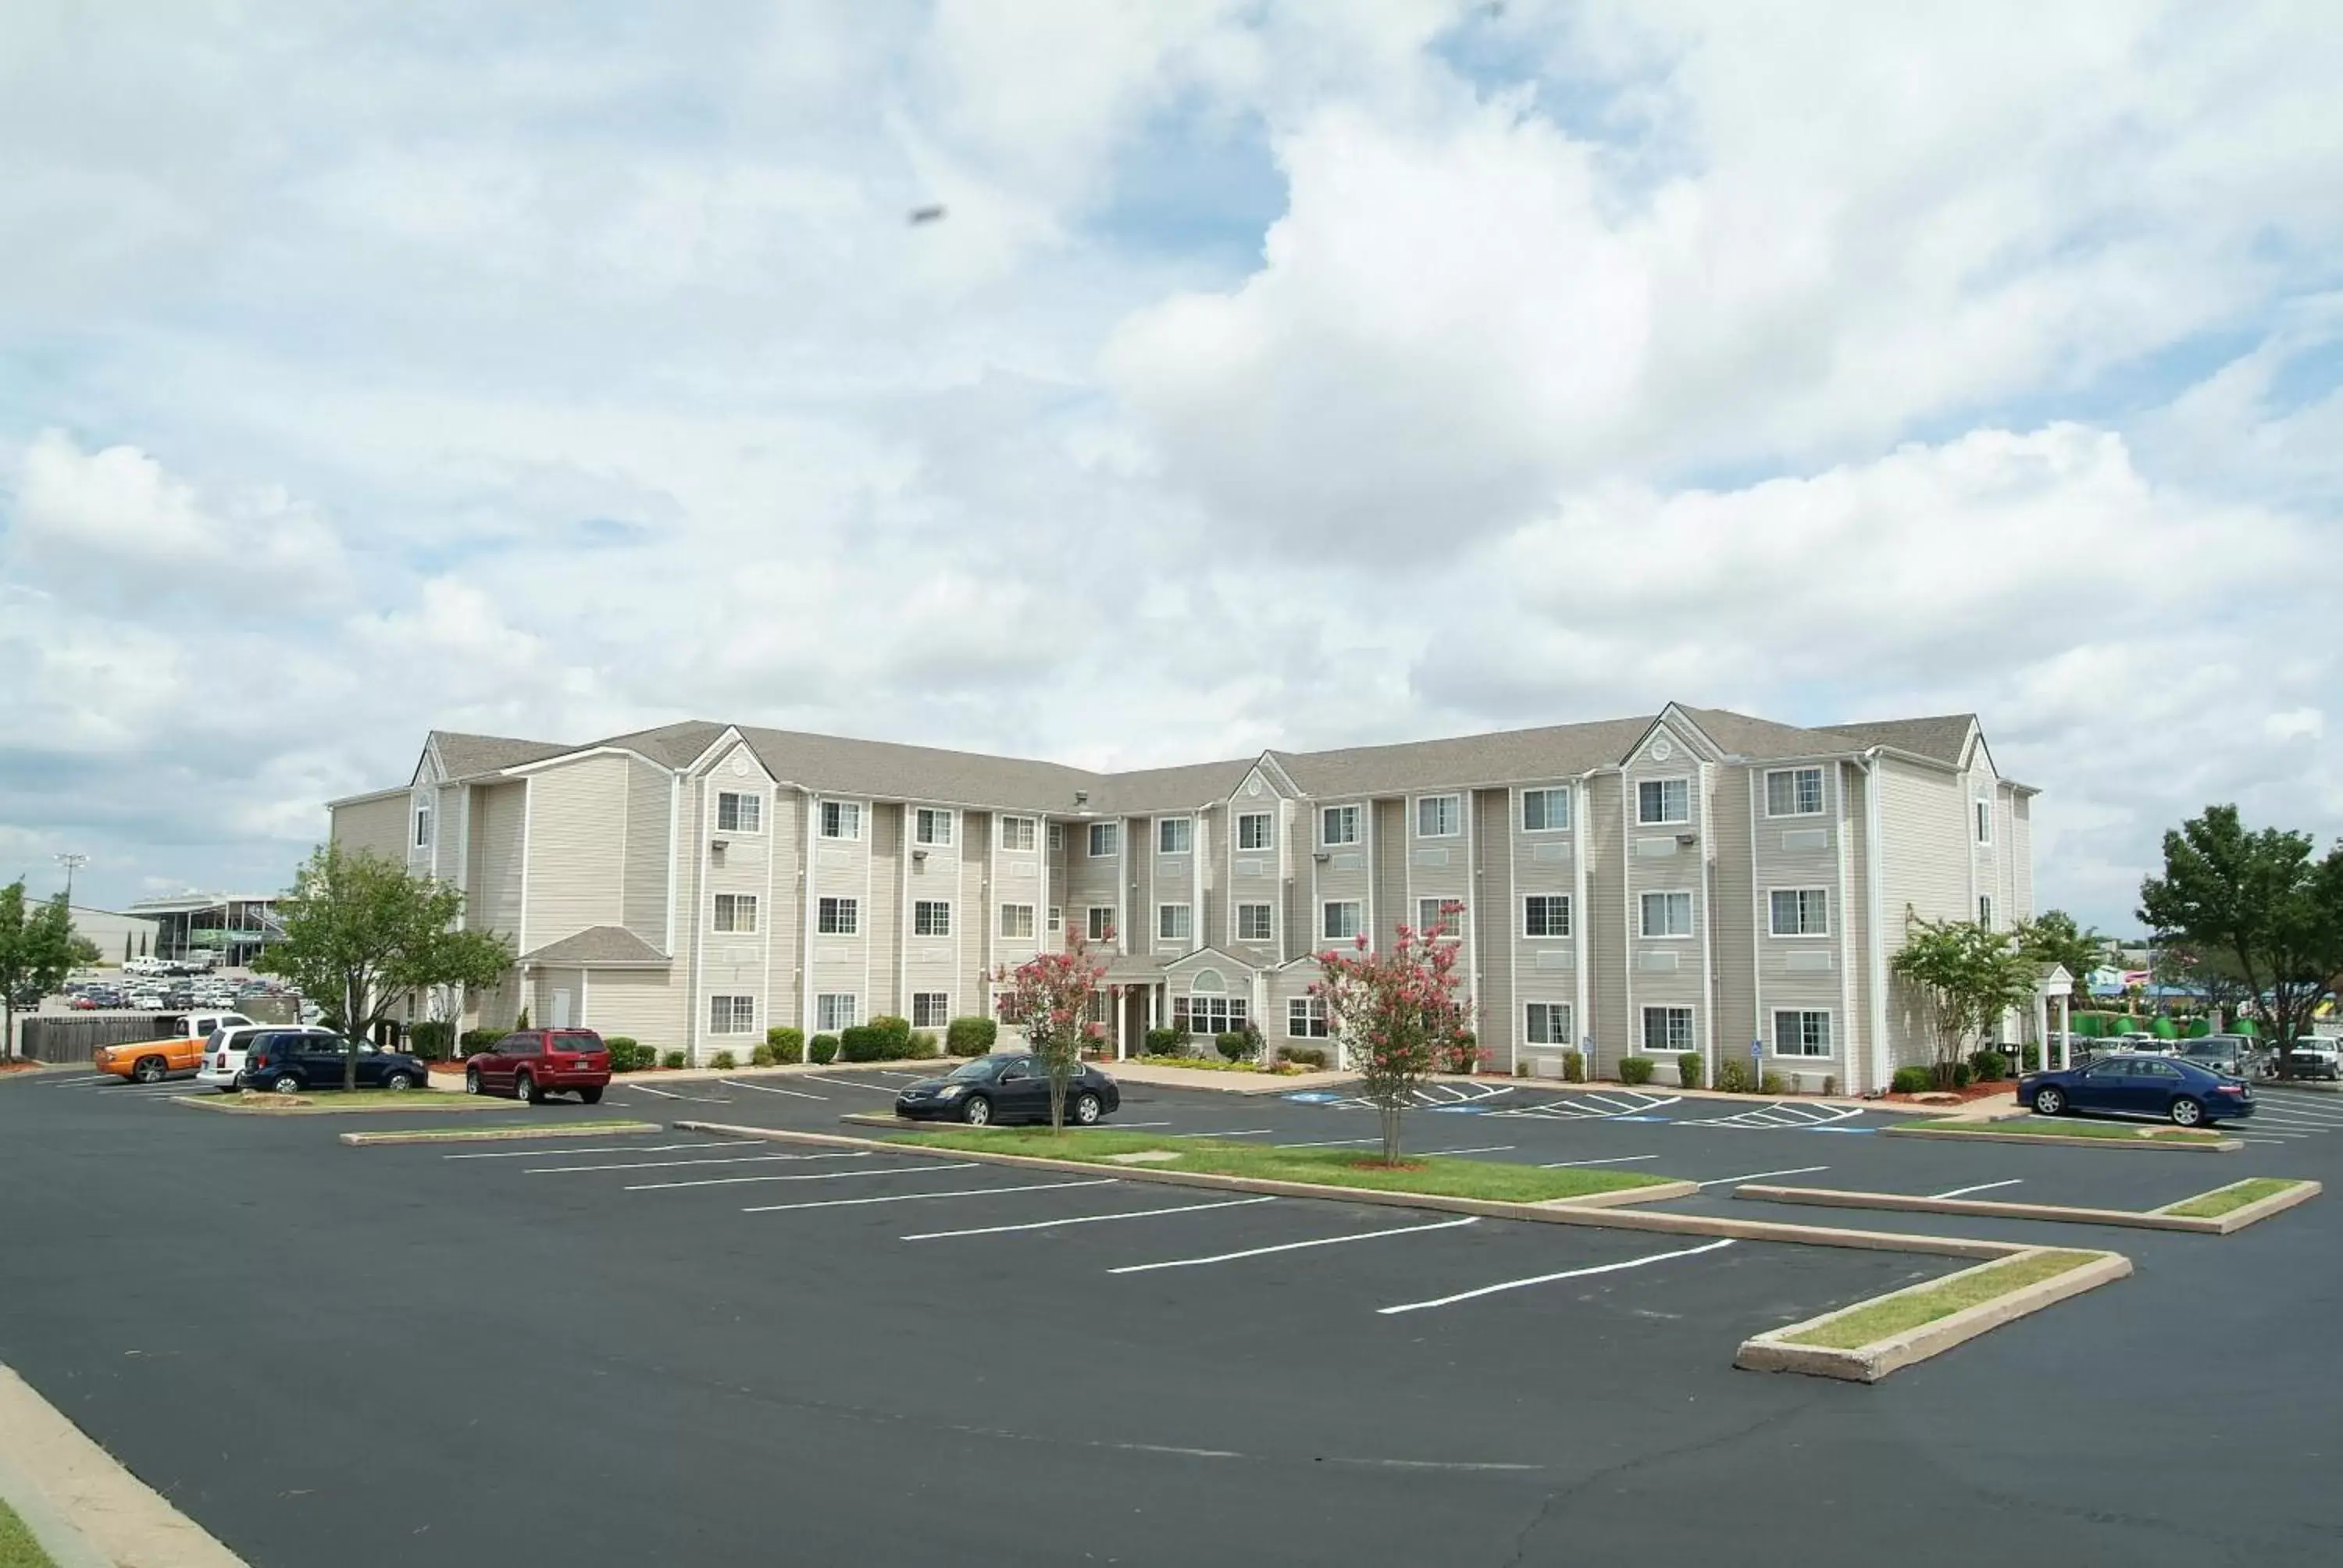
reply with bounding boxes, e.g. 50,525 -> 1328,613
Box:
993,809 -> 1043,973
694,746 -> 775,1058
530,968 -> 586,1029
1059,822 -> 1121,949
433,783 -> 462,882
468,782 -> 526,946
2010,793 -> 2035,921
1371,798 -> 1407,950
900,804 -> 965,1025
331,795 -> 408,861
1746,763 -> 1845,1078
1878,757 -> 1970,1069
527,754 -> 629,950
1224,790 -> 1286,968
1311,798 -> 1371,950
1710,767 -> 1756,1064
1842,761 -> 1876,1094
1621,729 -> 1709,1078
868,803 -> 904,1018
1471,787 -> 1516,1070
622,759 -> 672,949
1149,814 -> 1191,955
808,789 -> 873,1032
1506,779 -> 1577,1074
673,778 -> 704,1042
580,969 -> 683,1051
1194,808 -> 1220,951
1585,773 -> 1627,1071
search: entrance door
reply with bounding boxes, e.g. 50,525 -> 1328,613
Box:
551,989 -> 572,1029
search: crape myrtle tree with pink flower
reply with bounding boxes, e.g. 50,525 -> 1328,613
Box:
993,929 -> 1111,1131
1311,905 -> 1475,1167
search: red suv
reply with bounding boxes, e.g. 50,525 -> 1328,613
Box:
464,1029 -> 612,1104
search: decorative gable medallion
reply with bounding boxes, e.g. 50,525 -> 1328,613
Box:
1650,736 -> 1675,762
730,753 -> 750,777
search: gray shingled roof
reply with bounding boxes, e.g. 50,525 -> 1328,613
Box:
1677,707 -> 1851,761
739,725 -> 1103,814
1276,715 -> 1657,798
1089,757 -> 1261,815
1814,715 -> 1977,766
519,925 -> 671,967
431,731 -> 575,779
593,720 -> 732,770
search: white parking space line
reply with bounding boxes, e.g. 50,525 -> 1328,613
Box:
1107,1217 -> 1480,1275
444,1142 -> 754,1160
1168,1128 -> 1275,1139
41,1075 -> 111,1087
719,1080 -> 828,1100
527,1152 -> 872,1174
1539,1154 -> 1660,1167
901,1196 -> 1277,1241
624,1085 -> 686,1099
1930,1179 -> 2024,1199
817,1078 -> 905,1093
2242,1108 -> 2343,1127
1692,1165 -> 1831,1188
744,1177 -> 1119,1213
1100,1121 -> 1174,1130
1376,1238 -> 1737,1315
1277,1138 -> 1384,1149
628,1161 -> 979,1192
1419,1146 -> 1517,1157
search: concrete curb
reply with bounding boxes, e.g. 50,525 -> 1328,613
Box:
1104,1066 -> 1358,1096
1882,1123 -> 2238,1153
0,1362 -> 248,1567
1734,1249 -> 2133,1382
338,1120 -> 664,1147
173,1095 -> 527,1117
2151,1177 -> 2323,1233
673,1121 -> 2025,1259
1735,1184 -> 2245,1233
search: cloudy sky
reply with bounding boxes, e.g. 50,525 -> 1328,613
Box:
2,1 -> 2338,930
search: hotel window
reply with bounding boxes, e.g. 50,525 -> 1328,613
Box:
1525,1001 -> 1572,1046
1158,818 -> 1193,854
713,893 -> 758,934
717,791 -> 762,833
1173,993 -> 1248,1036
1523,894 -> 1571,939
1638,778 -> 1690,825
1047,906 -> 1062,932
1520,787 -> 1570,832
1768,888 -> 1828,937
999,815 -> 1036,852
1236,811 -> 1273,850
815,993 -> 859,1032
1236,903 -> 1273,942
1976,799 -> 1992,844
816,896 -> 859,935
1774,1010 -> 1831,1057
1086,906 -> 1114,942
1287,997 -> 1330,1039
1642,1006 -> 1694,1054
1321,805 -> 1361,846
999,903 -> 1036,939
1414,794 -> 1461,838
1765,768 -> 1823,818
818,800 -> 862,841
1640,890 -> 1693,938
1157,903 -> 1192,943
912,992 -> 951,1029
913,900 -> 951,937
1978,895 -> 1993,928
1323,900 -> 1363,941
1417,897 -> 1464,939
1088,821 -> 1118,857
412,804 -> 432,848
708,995 -> 755,1035
1047,822 -> 1064,850
914,807 -> 954,846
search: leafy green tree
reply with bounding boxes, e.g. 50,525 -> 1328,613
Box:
67,935 -> 102,970
0,883 -> 78,1062
1891,914 -> 2040,1087
1313,912 -> 1475,1164
990,933 -> 1111,1129
2016,910 -> 2104,989
257,844 -> 515,1089
2139,805 -> 2343,1078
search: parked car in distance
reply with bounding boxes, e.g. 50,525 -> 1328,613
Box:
893,1053 -> 1121,1125
197,1023 -> 337,1092
2019,1053 -> 2256,1128
463,1029 -> 611,1104
91,1012 -> 257,1083
2174,1034 -> 2259,1078
2280,1038 -> 2341,1082
241,1032 -> 429,1095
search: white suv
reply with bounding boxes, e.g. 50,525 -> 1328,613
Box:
197,1023 -> 334,1092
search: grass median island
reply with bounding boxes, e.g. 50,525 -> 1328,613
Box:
2160,1178 -> 2304,1218
183,1089 -> 525,1114
1907,1117 -> 2227,1144
883,1127 -> 1673,1203
1785,1250 -> 2099,1350
0,1499 -> 58,1568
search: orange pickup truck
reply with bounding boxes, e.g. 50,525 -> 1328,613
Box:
93,1013 -> 256,1084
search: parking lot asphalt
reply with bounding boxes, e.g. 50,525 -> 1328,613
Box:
5,1070 -> 2341,1566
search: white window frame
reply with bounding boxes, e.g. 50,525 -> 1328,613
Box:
1414,793 -> 1461,839
998,903 -> 1036,939
1157,817 -> 1193,855
1235,902 -> 1274,943
1978,895 -> 1993,928
1088,821 -> 1118,858
412,804 -> 432,849
1976,798 -> 1992,845
1236,811 -> 1274,851
912,900 -> 951,938
1174,992 -> 1249,1038
1157,903 -> 1192,943
712,893 -> 759,935
911,992 -> 951,1030
708,995 -> 756,1035
815,992 -> 859,1032
1047,906 -> 1062,932
1639,889 -> 1694,939
1416,896 -> 1463,940
1519,787 -> 1570,833
818,799 -> 864,842
1525,1001 -> 1572,1046
1764,768 -> 1824,818
913,807 -> 955,847
1642,1005 -> 1696,1055
998,815 -> 1036,853
716,791 -> 763,834
816,896 -> 859,936
1287,996 -> 1329,1039
1086,905 -> 1114,942
1773,1009 -> 1832,1058
1320,804 -> 1361,846
1523,893 -> 1572,939
1768,887 -> 1829,938
1322,900 -> 1363,941
1047,822 -> 1064,851
1637,777 -> 1691,826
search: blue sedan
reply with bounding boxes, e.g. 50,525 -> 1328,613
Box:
2018,1053 -> 2256,1128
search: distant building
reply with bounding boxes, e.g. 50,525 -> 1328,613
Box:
67,906 -> 160,965
123,893 -> 285,967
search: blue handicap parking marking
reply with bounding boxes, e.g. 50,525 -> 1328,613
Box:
1803,1124 -> 1877,1134
1428,1104 -> 1490,1114
1284,1091 -> 1345,1104
1612,1114 -> 1673,1123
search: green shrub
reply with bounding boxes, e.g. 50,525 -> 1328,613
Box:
2020,1043 -> 2042,1071
808,1034 -> 839,1065
1890,1064 -> 1934,1094
459,1028 -> 508,1056
765,1026 -> 805,1064
868,1015 -> 914,1055
405,1021 -> 454,1061
1714,1057 -> 1752,1094
1758,1070 -> 1787,1096
1282,1046 -> 1328,1070
662,1049 -> 686,1071
1949,1061 -> 1974,1089
1215,1032 -> 1253,1063
945,1017 -> 997,1057
838,1025 -> 885,1062
1969,1049 -> 2008,1082
515,1007 -> 530,1031
750,1042 -> 776,1067
1143,1027 -> 1184,1057
1676,1051 -> 1704,1091
1618,1056 -> 1655,1085
1822,1074 -> 1839,1097
908,1030 -> 940,1059
1561,1048 -> 1586,1083
602,1037 -> 641,1071
711,1049 -> 737,1071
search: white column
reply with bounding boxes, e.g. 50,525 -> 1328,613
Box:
2057,993 -> 2071,1070
2032,992 -> 2049,1075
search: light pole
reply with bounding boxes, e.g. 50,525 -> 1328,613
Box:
54,853 -> 88,907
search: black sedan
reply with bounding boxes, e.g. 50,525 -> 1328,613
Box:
2018,1053 -> 2256,1128
894,1053 -> 1121,1126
